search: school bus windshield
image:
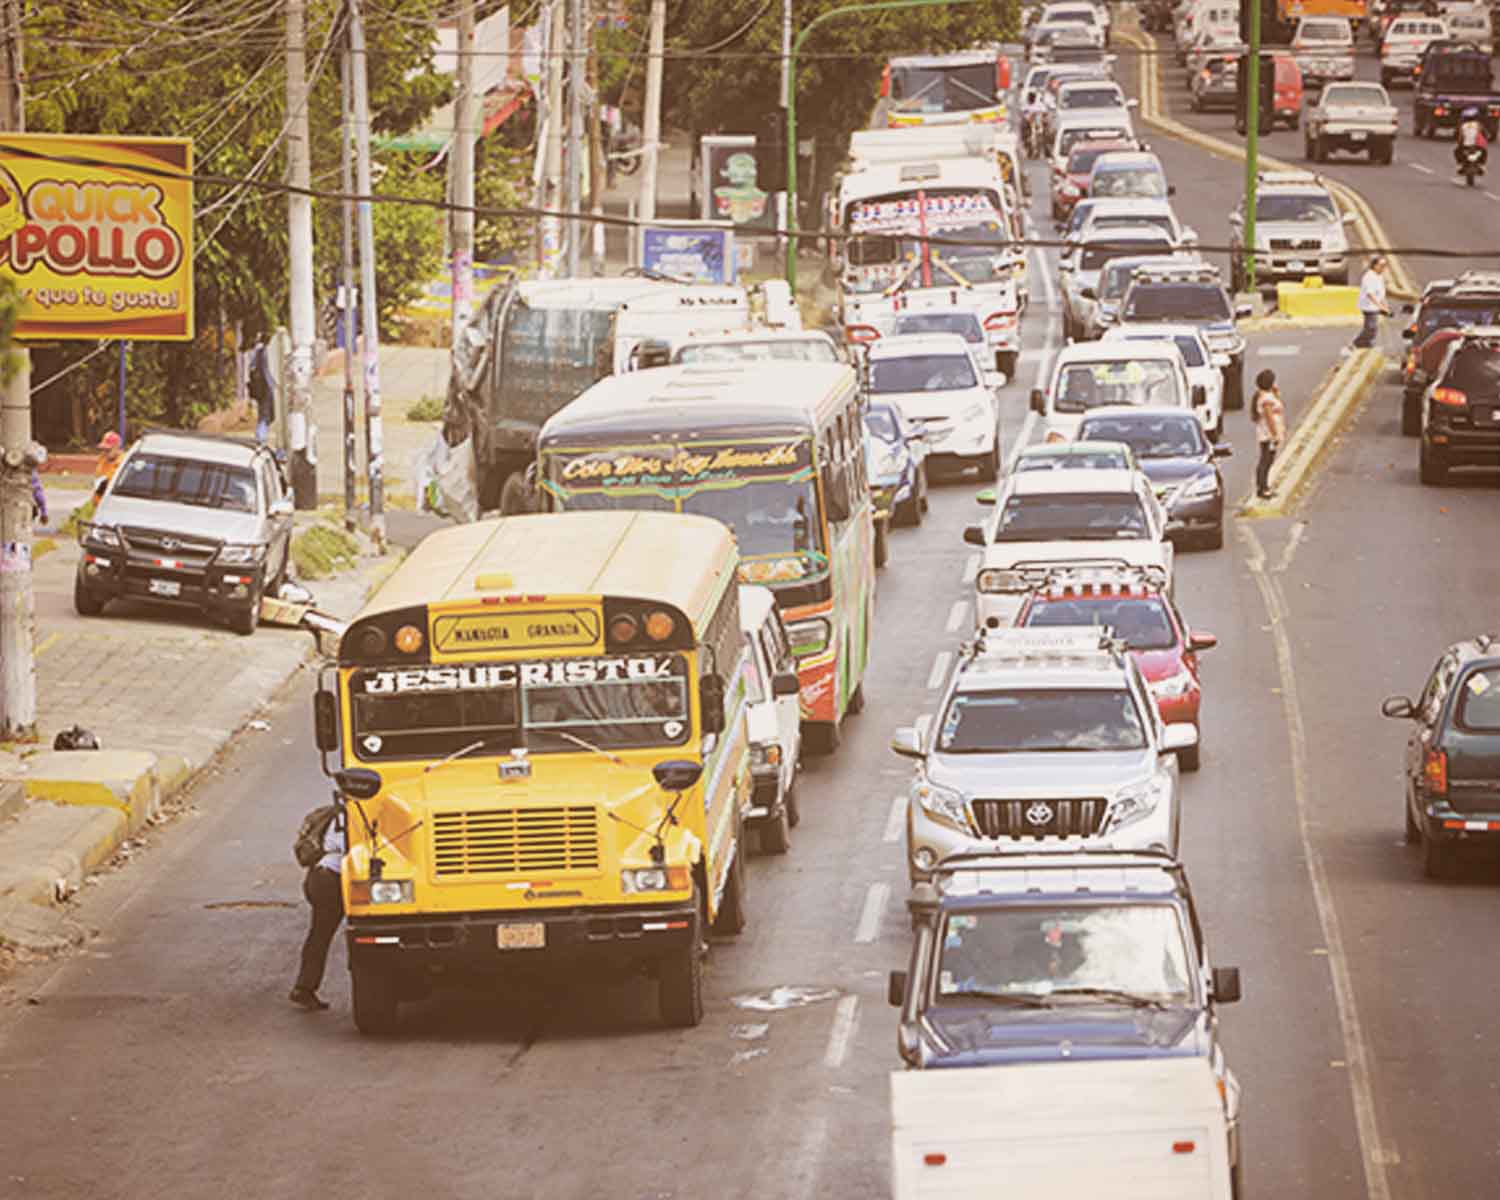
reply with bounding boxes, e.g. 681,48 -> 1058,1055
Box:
348,653 -> 693,761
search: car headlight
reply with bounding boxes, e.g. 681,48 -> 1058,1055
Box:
82,522 -> 121,549
217,543 -> 266,565
1107,774 -> 1170,831
978,567 -> 1034,593
913,777 -> 971,832
368,879 -> 414,905
1150,667 -> 1196,699
750,741 -> 783,769
621,865 -> 692,894
786,617 -> 832,656
1179,472 -> 1220,500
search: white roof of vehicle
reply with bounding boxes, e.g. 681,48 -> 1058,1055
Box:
1054,338 -> 1183,366
738,584 -> 776,633
1091,150 -> 1164,171
868,332 -> 974,359
134,432 -> 260,467
840,156 -> 1004,205
1005,466 -> 1141,496
1104,321 -> 1209,342
1080,402 -> 1205,424
888,48 -> 999,68
1079,222 -> 1176,246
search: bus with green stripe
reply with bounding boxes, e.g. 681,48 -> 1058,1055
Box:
535,362 -> 877,755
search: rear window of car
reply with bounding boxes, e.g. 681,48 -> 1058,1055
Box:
1062,86 -> 1121,108
1080,239 -> 1172,271
1442,343 -> 1500,393
1301,20 -> 1350,40
1124,282 -> 1231,321
1456,668 -> 1500,731
1417,300 -> 1500,338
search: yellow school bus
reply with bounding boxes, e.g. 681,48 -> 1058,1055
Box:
312,511 -> 753,1034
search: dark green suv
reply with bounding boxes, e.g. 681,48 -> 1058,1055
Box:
1382,635 -> 1500,879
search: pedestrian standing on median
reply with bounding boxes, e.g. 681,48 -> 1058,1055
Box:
1347,255 -> 1392,355
1252,368 -> 1285,500
290,806 -> 346,1011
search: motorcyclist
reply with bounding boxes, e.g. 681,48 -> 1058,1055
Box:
1455,107 -> 1489,172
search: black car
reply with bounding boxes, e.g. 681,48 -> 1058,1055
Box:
1077,407 -> 1231,550
1382,635 -> 1500,878
1417,327 -> 1500,485
1399,272 -> 1500,436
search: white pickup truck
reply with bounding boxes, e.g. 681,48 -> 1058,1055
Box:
891,1057 -> 1237,1200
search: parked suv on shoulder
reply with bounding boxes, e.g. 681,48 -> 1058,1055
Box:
1416,325 -> 1500,485
1382,633 -> 1500,878
75,432 -> 294,635
890,627 -> 1196,882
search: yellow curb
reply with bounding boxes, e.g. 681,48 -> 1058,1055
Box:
1115,27 -> 1419,301
22,749 -> 162,834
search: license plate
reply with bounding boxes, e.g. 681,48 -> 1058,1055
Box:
148,579 -> 181,597
496,922 -> 545,950
1288,260 -> 1306,271
1350,131 -> 1367,141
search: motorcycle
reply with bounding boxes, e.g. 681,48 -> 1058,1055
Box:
1457,143 -> 1487,187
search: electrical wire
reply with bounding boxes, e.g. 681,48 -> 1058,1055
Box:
673,0 -> 777,57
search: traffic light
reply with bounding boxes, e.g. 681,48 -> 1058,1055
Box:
754,114 -> 788,193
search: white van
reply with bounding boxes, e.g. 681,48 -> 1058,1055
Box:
1029,339 -> 1194,441
739,585 -> 803,854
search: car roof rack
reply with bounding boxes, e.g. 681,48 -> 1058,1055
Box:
1129,261 -> 1222,283
1255,168 -> 1324,187
1028,561 -> 1170,594
963,622 -> 1128,666
927,847 -> 1185,883
1449,270 -> 1500,296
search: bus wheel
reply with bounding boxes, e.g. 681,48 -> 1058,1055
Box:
803,720 -> 841,756
713,833 -> 749,935
760,801 -> 792,855
351,964 -> 401,1036
659,887 -> 705,1028
874,520 -> 890,568
847,682 -> 866,716
499,472 -> 534,515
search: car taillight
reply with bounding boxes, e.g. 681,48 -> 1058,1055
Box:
1431,386 -> 1467,407
846,324 -> 881,344
985,313 -> 1017,331
1424,747 -> 1448,796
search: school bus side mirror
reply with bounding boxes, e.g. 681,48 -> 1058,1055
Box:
653,759 -> 703,793
314,689 -> 340,752
335,768 -> 382,800
699,674 -> 727,735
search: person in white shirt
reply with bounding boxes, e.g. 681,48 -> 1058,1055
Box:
1348,255 -> 1391,354
290,808 -> 345,1011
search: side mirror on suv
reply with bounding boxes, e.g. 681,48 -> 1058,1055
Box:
1212,966 -> 1242,1004
1380,694 -> 1416,719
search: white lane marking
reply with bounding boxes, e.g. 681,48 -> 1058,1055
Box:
1486,190 -> 1500,202
946,599 -> 969,632
962,552 -> 980,584
883,794 -> 906,844
915,713 -> 933,742
1275,520 -> 1309,574
1241,525 -> 1394,1200
927,650 -> 953,691
1409,162 -> 1434,175
1259,344 -> 1302,358
823,995 -> 861,1068
854,882 -> 890,944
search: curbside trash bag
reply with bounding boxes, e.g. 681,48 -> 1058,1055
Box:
435,434 -> 478,524
414,431 -> 450,516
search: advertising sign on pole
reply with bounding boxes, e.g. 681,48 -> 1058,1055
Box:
0,133 -> 194,341
639,221 -> 737,284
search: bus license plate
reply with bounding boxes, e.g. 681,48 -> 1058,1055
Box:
148,579 -> 181,597
497,922 -> 545,950
1350,131 -> 1367,141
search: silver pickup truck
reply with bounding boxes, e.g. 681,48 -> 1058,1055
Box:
1305,80 -> 1400,164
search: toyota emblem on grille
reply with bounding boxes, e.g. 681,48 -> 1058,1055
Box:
1025,802 -> 1055,827
160,537 -> 180,551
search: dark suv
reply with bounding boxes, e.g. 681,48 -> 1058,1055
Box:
1117,264 -> 1251,410
1399,272 -> 1500,436
1416,327 -> 1500,485
76,432 -> 294,635
1382,635 -> 1500,878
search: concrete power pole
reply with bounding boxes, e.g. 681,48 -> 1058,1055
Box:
588,4 -> 606,276
339,48 -> 357,532
565,0 -> 585,277
451,0 -> 476,342
0,0 -> 34,739
285,0 -> 318,509
639,0 -> 666,223
348,0 -> 385,550
540,1 -> 566,277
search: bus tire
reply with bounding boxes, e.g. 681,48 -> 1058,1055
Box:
659,888 -> 705,1028
499,472 -> 534,515
351,963 -> 401,1036
803,720 -> 841,756
713,833 -> 749,936
874,519 -> 890,568
847,682 -> 866,716
760,801 -> 792,855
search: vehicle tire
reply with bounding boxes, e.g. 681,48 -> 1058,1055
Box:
803,720 -> 841,756
1404,795 -> 1421,844
1376,139 -> 1394,165
73,571 -> 105,616
997,350 -> 1018,380
712,835 -> 749,936
1201,522 -> 1224,551
658,887 -> 705,1028
230,586 -> 261,637
847,682 -> 866,716
1288,110 -> 1301,131
978,445 -> 1000,482
1304,132 -> 1317,160
351,963 -> 401,1036
499,471 -> 534,515
267,546 -> 289,595
893,491 -> 920,527
1401,391 -> 1422,436
1419,439 -> 1448,485
1224,359 -> 1245,411
1422,832 -> 1459,880
760,801 -> 792,855
1179,741 -> 1202,773
785,772 -> 801,828
1230,1156 -> 1244,1200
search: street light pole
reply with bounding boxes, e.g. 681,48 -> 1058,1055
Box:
784,0 -> 982,293
1244,0 -> 1262,291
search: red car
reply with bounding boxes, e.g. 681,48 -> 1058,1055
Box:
1050,138 -> 1135,223
1015,567 -> 1217,770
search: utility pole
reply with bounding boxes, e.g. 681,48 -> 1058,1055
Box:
1243,0 -> 1263,291
565,0 -> 585,277
339,48 -> 357,532
348,0 -> 385,550
285,0 -> 318,509
540,1 -> 566,277
639,0 -> 665,223
588,2 -> 607,275
451,0 -> 476,341
0,0 -> 35,739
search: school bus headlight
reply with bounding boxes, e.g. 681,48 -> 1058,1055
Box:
621,866 -> 691,894
786,616 -> 832,655
645,609 -> 677,642
609,613 -> 640,643
350,879 -> 414,905
394,624 -> 424,654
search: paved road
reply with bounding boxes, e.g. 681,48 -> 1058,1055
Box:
2,73 -> 1499,1200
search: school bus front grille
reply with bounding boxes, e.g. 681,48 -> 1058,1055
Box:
431,806 -> 602,876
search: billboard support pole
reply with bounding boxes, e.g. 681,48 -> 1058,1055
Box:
0,0 -> 34,739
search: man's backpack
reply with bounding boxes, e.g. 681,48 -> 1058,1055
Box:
294,803 -> 340,868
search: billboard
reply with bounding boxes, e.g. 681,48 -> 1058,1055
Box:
639,223 -> 737,285
0,133 -> 193,341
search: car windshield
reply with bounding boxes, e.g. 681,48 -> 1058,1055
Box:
1060,126 -> 1129,155
1256,192 -> 1337,222
1082,413 -> 1206,458
1418,301 -> 1500,338
677,339 -> 836,364
937,687 -> 1149,752
1062,86 -> 1122,108
1068,145 -> 1127,173
1054,359 -> 1183,411
1025,594 -> 1178,651
1015,447 -> 1130,471
1458,668 -> 1500,731
1090,165 -> 1167,199
890,63 -> 995,113
934,904 -> 1193,1004
1123,282 -> 1231,321
109,453 -> 259,513
994,492 -> 1150,540
1323,84 -> 1387,106
1079,239 -> 1172,271
1443,342 -> 1500,394
893,313 -> 984,344
871,353 -> 978,392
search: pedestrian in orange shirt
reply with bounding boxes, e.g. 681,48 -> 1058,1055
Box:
93,431 -> 124,499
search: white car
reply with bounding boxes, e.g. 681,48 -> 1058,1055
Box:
963,468 -> 1176,629
1029,337 -> 1195,442
1380,16 -> 1448,84
1445,6 -> 1493,54
1292,16 -> 1356,86
888,306 -> 1001,388
1067,196 -> 1199,246
1104,323 -> 1225,439
867,333 -> 1001,479
1053,78 -> 1135,128
739,585 -> 803,855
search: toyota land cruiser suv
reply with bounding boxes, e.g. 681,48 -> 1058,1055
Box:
1229,170 -> 1353,290
75,432 -> 294,635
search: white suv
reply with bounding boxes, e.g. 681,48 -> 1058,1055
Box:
867,333 -> 1000,480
